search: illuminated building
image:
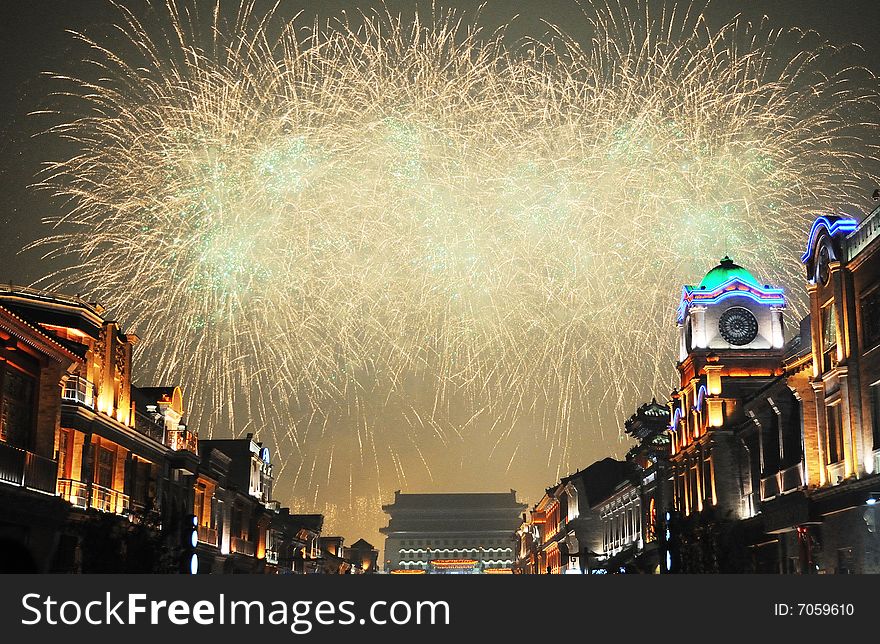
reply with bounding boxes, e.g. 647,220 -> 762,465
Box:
516,458 -> 631,574
751,208 -> 880,573
0,303 -> 80,571
316,536 -> 352,574
381,491 -> 525,573
197,436 -> 324,575
670,257 -> 787,522
596,481 -> 642,572
198,436 -> 277,573
343,538 -> 380,574
266,510 -> 323,574
0,285 -> 325,574
622,399 -> 672,572
665,207 -> 880,573
0,285 -> 199,571
800,211 -> 879,486
593,400 -> 673,574
530,485 -> 565,574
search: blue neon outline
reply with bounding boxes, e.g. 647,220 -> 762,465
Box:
677,277 -> 785,322
693,384 -> 709,412
800,216 -> 858,263
670,406 -> 682,431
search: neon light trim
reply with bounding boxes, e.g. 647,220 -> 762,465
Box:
670,406 -> 683,430
800,216 -> 858,263
693,384 -> 709,412
677,276 -> 785,322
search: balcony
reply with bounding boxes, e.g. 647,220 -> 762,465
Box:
57,478 -> 89,509
826,461 -> 847,486
760,464 -> 804,501
0,443 -> 58,494
760,475 -> 779,501
133,414 -> 166,444
58,479 -> 129,514
230,536 -> 255,557
62,376 -> 95,409
89,483 -> 129,514
780,463 -> 804,493
197,525 -> 218,547
265,549 -> 279,565
166,425 -> 198,453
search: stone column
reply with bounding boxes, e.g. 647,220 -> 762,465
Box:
34,359 -> 64,459
811,382 -> 827,485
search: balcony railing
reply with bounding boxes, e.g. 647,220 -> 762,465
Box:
57,478 -> 89,509
197,525 -> 218,547
166,426 -> 198,453
58,478 -> 129,514
230,536 -> 255,557
780,463 -> 804,493
761,464 -> 805,501
826,461 -> 847,486
62,376 -> 95,409
265,549 -> 279,565
760,475 -> 779,501
134,414 -> 166,444
0,442 -> 58,494
90,483 -> 129,514
25,451 -> 58,494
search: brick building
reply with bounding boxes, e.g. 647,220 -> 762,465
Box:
0,303 -> 80,571
0,285 -> 326,574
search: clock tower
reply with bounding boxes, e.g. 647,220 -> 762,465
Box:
669,257 -> 786,520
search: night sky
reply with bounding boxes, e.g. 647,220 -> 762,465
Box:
3,0 -> 880,545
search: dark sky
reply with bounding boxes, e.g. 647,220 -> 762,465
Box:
2,0 -> 880,281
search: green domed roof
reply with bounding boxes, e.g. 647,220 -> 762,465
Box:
697,256 -> 762,290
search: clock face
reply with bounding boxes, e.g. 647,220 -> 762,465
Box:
718,307 -> 758,346
816,244 -> 831,286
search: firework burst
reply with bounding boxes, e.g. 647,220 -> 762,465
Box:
31,0 -> 880,537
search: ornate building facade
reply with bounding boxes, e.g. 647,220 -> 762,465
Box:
518,204 -> 880,574
0,285 -> 327,574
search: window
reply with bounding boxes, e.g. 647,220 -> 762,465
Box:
130,459 -> 149,505
861,289 -> 880,352
783,401 -> 804,467
231,503 -> 244,539
763,409 -> 781,473
825,403 -> 844,465
95,445 -> 115,489
702,457 -> 713,500
57,429 -> 72,479
821,303 -> 838,372
195,483 -> 207,525
871,383 -> 880,451
0,366 -> 36,447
